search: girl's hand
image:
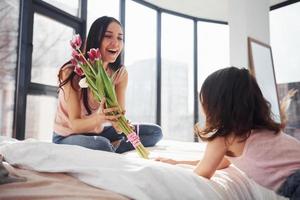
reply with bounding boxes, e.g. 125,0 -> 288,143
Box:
155,157 -> 178,165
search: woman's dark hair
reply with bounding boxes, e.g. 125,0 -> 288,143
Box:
197,66 -> 281,141
58,16 -> 123,115
85,16 -> 123,71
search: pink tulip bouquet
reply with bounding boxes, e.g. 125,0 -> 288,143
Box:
70,34 -> 149,159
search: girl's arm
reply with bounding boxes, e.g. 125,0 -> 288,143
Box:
155,141 -> 230,168
193,137 -> 229,179
217,157 -> 231,170
155,156 -> 230,168
155,158 -> 199,166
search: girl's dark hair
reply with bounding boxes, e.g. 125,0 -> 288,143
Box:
58,16 -> 123,115
198,66 -> 281,141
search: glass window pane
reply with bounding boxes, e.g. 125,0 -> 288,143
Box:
161,14 -> 194,141
87,0 -> 119,32
0,0 -> 19,137
25,95 -> 57,141
42,0 -> 79,16
125,1 -> 157,123
197,22 -> 230,88
197,22 -> 229,126
31,13 -> 75,86
270,2 -> 300,140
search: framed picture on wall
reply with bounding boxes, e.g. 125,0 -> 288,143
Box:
247,37 -> 281,123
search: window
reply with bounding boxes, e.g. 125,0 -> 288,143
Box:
31,13 -> 75,86
13,0 -> 232,142
25,95 -> 57,141
197,22 -> 229,89
124,0 -> 157,123
197,21 -> 229,126
270,2 -> 300,140
161,13 -> 194,141
87,0 -> 119,32
0,0 -> 19,137
27,13 -> 76,140
42,0 -> 79,16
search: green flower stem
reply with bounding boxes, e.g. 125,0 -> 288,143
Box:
85,77 -> 96,91
77,49 -> 97,76
75,46 -> 149,158
105,109 -> 149,159
117,116 -> 149,159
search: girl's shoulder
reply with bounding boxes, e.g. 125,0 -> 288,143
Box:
224,134 -> 247,157
250,129 -> 280,140
240,129 -> 282,151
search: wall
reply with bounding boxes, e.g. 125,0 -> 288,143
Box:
228,0 -> 270,68
228,0 -> 283,124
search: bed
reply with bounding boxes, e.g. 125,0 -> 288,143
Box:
0,137 -> 287,200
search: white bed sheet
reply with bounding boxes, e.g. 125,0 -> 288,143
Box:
0,137 -> 287,200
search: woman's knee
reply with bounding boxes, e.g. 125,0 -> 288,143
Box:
139,124 -> 163,146
150,124 -> 163,142
93,136 -> 115,152
52,132 -> 63,143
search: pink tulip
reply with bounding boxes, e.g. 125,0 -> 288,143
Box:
72,50 -> 86,64
87,48 -> 101,63
74,65 -> 84,77
72,49 -> 79,58
70,58 -> 78,66
70,34 -> 82,50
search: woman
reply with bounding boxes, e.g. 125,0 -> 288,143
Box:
53,16 -> 162,153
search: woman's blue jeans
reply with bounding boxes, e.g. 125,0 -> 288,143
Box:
53,123 -> 163,153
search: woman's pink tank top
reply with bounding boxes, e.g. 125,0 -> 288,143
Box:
53,64 -> 127,136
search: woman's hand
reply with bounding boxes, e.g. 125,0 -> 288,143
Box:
112,121 -> 123,134
97,98 -> 121,124
111,109 -> 127,134
155,157 -> 178,165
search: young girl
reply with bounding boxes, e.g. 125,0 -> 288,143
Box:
156,67 -> 300,199
53,16 -> 162,153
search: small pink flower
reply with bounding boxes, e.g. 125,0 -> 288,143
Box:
72,49 -> 79,58
70,34 -> 82,50
70,58 -> 78,66
87,48 -> 101,63
72,50 -> 86,64
74,65 -> 84,77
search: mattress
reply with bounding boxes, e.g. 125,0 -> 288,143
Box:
0,137 -> 287,200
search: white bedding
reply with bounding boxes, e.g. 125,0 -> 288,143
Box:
0,137 -> 287,200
